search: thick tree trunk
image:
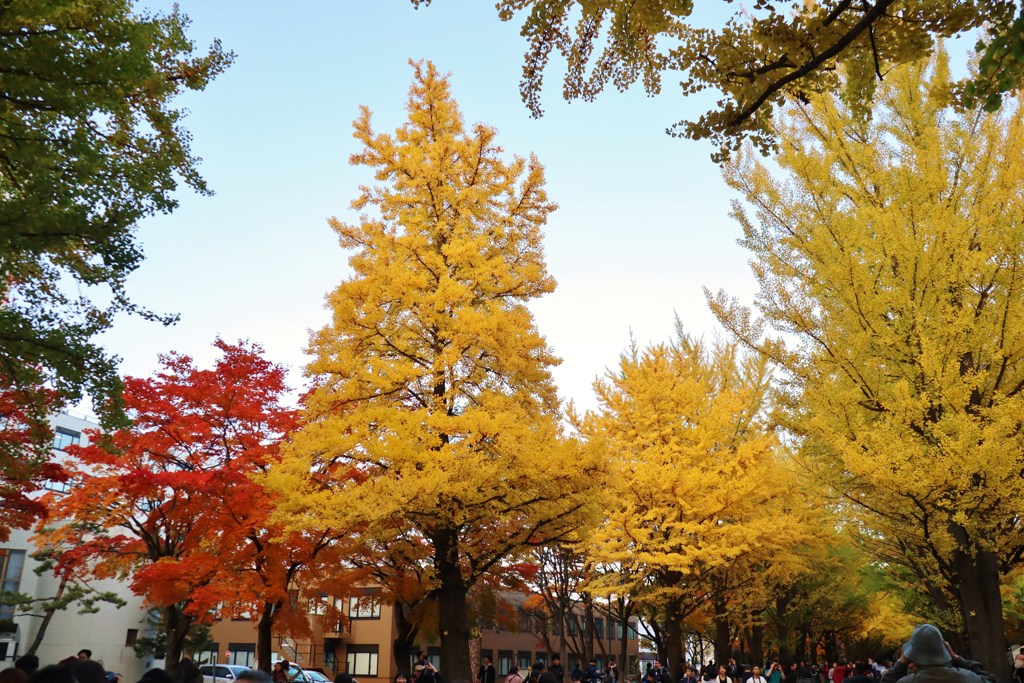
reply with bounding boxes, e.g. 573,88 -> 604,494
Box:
394,602 -> 420,675
257,601 -> 277,672
952,545 -> 1006,683
747,623 -> 764,667
774,600 -> 792,665
434,528 -> 472,682
25,575 -> 66,655
584,603 -> 595,663
713,594 -> 731,665
664,599 -> 684,682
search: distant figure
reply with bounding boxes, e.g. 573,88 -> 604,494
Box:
14,657 -> 39,677
418,653 -> 439,683
395,673 -> 411,683
273,663 -> 289,683
746,667 -> 768,683
476,657 -> 495,683
506,667 -> 524,683
334,675 -> 355,683
78,651 -> 93,661
548,658 -> 564,683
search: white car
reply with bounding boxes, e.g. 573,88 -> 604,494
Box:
303,671 -> 332,683
200,665 -> 252,683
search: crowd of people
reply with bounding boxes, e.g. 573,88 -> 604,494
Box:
0,624 -> 999,683
0,650 -> 229,683
639,625 -> 995,683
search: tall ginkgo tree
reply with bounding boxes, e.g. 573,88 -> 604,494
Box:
270,61 -> 606,681
711,51 -> 1024,676
581,327 -> 819,677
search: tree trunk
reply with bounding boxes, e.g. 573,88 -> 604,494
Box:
952,545 -> 1006,683
394,602 -> 421,675
664,599 -> 683,682
584,602 -> 595,664
434,528 -> 472,682
25,575 -> 67,655
164,606 -> 192,666
257,601 -> 278,672
713,594 -> 731,666
774,595 -> 793,665
620,622 -> 630,681
747,623 -> 764,667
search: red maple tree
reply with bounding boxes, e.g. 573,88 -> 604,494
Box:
42,340 -> 352,667
0,378 -> 64,541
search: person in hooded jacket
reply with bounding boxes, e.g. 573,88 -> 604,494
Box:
881,624 -> 995,683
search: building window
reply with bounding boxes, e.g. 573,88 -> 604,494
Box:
498,651 -> 514,677
0,549 -> 25,621
348,588 -> 381,619
53,427 -> 81,451
43,479 -> 72,494
567,616 -> 579,636
347,645 -> 379,677
308,594 -> 328,615
427,648 -> 442,670
535,654 -> 546,668
594,618 -> 604,639
228,643 -> 255,667
193,643 -> 219,665
627,622 -> 638,640
518,652 -> 532,670
125,629 -> 139,647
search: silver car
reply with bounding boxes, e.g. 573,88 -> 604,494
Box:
199,665 -> 252,683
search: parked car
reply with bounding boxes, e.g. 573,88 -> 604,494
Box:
200,665 -> 252,683
303,671 -> 332,683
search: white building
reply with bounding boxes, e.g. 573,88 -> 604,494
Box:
1,411 -> 151,679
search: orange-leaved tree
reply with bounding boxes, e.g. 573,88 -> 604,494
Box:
269,60 -> 607,681
0,378 -> 63,540
41,340 -> 347,667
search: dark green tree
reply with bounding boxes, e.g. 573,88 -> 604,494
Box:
0,0 -> 232,421
0,0 -> 231,534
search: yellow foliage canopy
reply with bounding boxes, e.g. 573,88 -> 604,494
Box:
269,62 -> 605,678
582,328 -> 816,616
712,52 -> 1024,668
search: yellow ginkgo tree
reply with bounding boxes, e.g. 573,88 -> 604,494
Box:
269,61 -> 606,681
711,51 -> 1024,674
581,326 -> 818,676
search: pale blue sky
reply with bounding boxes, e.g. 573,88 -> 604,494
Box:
99,1 -> 755,411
